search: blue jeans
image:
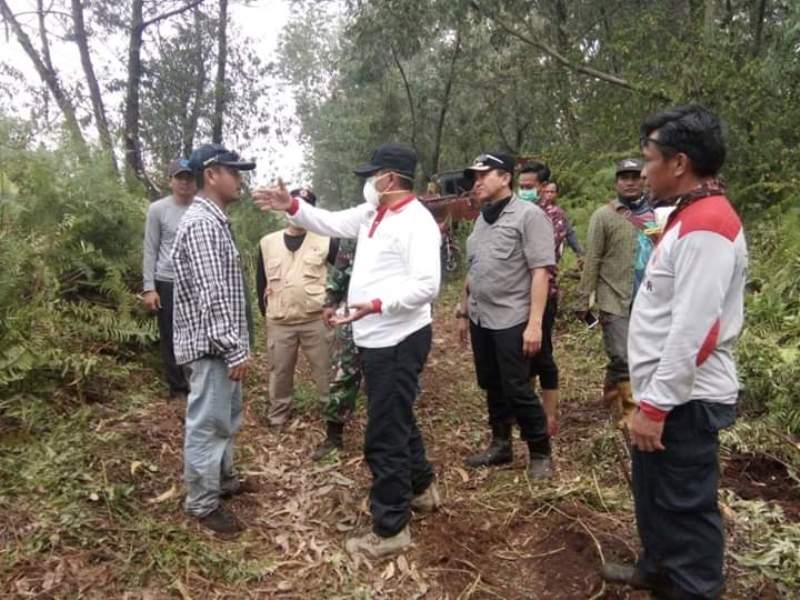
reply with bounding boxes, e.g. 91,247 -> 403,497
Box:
183,357 -> 242,517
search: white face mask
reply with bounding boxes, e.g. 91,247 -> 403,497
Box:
363,173 -> 390,207
363,176 -> 380,206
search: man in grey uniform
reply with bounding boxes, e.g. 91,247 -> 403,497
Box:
142,158 -> 196,400
456,152 -> 556,479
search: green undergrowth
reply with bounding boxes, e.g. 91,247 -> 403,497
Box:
724,491 -> 800,594
0,384 -> 282,591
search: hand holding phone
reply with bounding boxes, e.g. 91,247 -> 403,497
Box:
574,309 -> 599,329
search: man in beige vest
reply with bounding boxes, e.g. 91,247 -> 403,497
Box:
255,188 -> 339,427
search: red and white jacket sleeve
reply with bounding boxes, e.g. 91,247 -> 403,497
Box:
639,231 -> 737,419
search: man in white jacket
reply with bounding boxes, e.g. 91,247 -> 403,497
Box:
254,143 -> 442,559
601,105 -> 747,600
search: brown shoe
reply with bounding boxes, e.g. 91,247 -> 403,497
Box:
170,391 -> 188,403
601,562 -> 663,589
345,525 -> 411,559
527,455 -> 553,480
221,478 -> 259,499
411,482 -> 441,513
198,507 -> 244,537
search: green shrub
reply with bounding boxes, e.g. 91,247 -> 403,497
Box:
0,120 -> 155,399
736,205 -> 800,433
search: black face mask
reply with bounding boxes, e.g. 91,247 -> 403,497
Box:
481,195 -> 512,224
619,193 -> 646,210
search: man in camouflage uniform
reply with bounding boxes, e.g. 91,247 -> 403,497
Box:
313,238 -> 363,460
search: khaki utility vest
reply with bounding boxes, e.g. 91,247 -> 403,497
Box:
260,230 -> 330,324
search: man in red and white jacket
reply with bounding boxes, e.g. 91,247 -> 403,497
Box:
601,106 -> 747,599
254,143 -> 442,560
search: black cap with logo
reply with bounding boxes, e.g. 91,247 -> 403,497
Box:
188,143 -> 256,173
464,152 -> 516,178
353,143 -> 418,178
615,158 -> 644,176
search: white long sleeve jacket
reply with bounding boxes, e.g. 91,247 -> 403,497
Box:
287,195 -> 441,348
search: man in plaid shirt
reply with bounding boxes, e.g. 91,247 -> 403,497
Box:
171,143 -> 255,536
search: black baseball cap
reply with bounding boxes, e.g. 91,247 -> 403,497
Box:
616,158 -> 643,176
464,152 -> 516,178
188,143 -> 256,172
353,143 -> 417,178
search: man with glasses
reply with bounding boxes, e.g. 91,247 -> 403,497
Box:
456,152 -> 555,479
171,144 -> 256,536
577,158 -> 655,431
602,105 -> 746,600
142,158 -> 196,402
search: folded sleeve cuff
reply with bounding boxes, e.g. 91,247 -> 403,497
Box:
639,401 -> 669,422
225,347 -> 249,368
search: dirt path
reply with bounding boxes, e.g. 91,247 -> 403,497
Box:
2,291 -> 798,598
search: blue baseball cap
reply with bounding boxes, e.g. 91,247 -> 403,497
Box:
188,144 -> 256,172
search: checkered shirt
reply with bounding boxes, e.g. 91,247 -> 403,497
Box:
171,196 -> 250,367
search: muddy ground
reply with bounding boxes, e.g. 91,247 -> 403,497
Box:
2,293 -> 798,598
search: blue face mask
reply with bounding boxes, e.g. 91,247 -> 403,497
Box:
518,188 -> 538,202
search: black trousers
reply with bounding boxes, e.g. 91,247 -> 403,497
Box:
155,280 -> 188,395
633,401 -> 735,599
359,325 -> 434,538
529,296 -> 559,390
470,320 -> 550,455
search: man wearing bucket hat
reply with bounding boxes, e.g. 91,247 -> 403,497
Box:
171,143 -> 256,537
142,158 -> 196,401
253,143 -> 442,559
455,152 -> 556,480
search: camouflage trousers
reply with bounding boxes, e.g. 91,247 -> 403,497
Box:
323,322 -> 362,424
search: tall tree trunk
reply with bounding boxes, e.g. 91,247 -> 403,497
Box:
211,0 -> 228,144
429,29 -> 462,179
183,7 -> 207,155
703,0 -> 717,42
390,44 -> 418,159
751,0 -> 768,57
123,0 -> 156,195
551,0 -> 578,143
124,0 -> 206,195
71,0 -> 117,173
0,0 -> 87,150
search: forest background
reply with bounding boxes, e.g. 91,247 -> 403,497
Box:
1,0 -> 799,596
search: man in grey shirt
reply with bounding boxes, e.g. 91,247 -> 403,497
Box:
142,158 -> 196,400
456,152 -> 556,479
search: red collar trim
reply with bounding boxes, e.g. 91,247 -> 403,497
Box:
386,194 -> 416,212
368,194 -> 416,237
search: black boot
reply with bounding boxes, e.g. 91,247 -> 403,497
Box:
464,423 -> 513,468
312,421 -> 344,461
